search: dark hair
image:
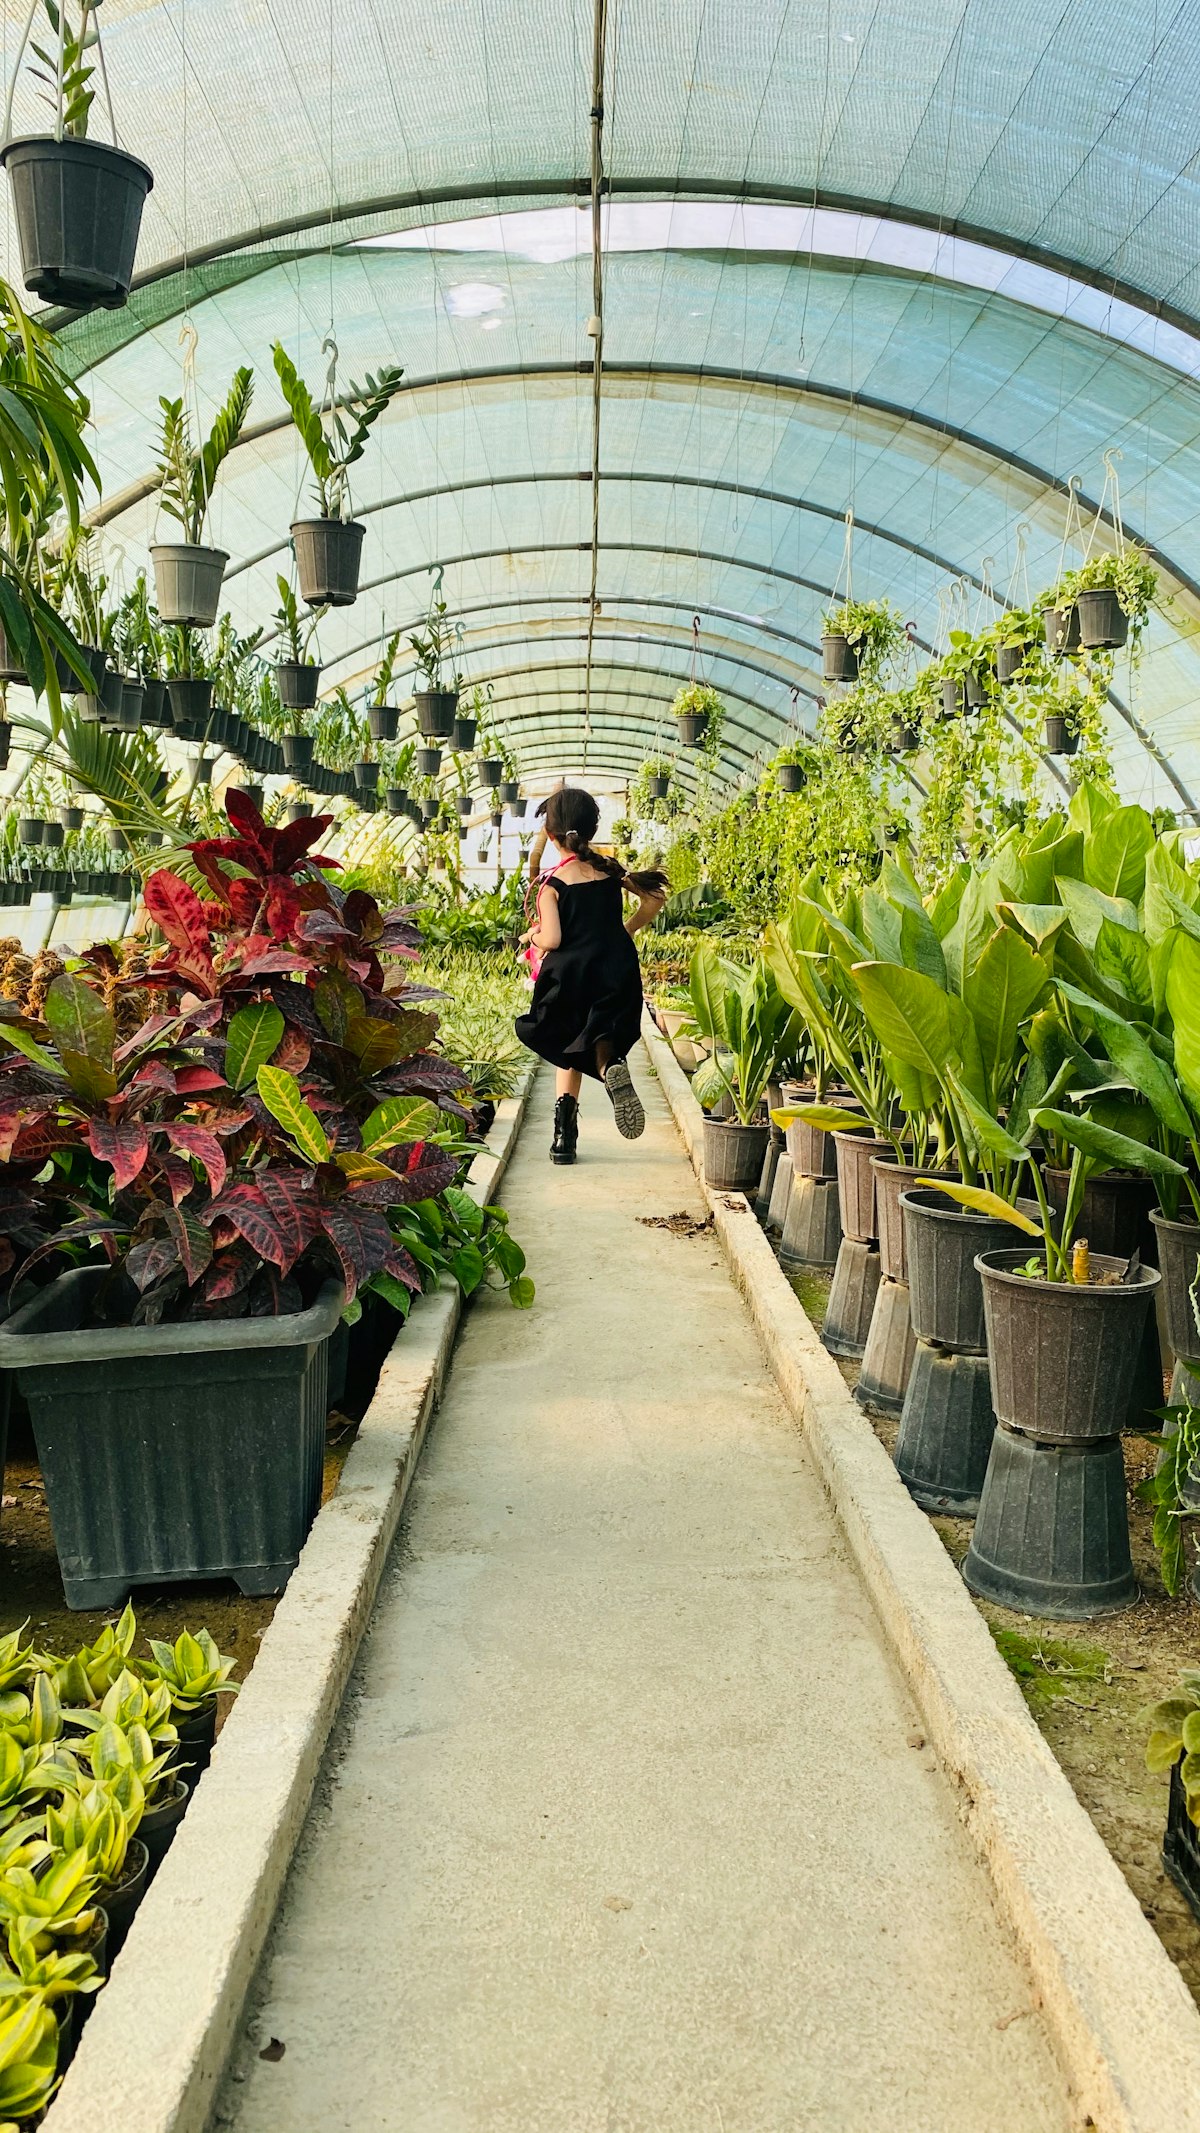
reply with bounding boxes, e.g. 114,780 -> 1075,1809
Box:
540,786 -> 668,897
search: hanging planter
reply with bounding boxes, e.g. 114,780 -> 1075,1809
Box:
115,680 -> 143,731
193,756 -> 212,786
0,726 -> 10,772
507,795 -> 526,818
416,745 -> 442,778
821,632 -> 859,683
273,343 -> 400,608
289,517 -> 364,608
452,715 -> 477,751
421,794 -> 439,821
1044,711 -> 1080,757
415,690 -> 457,738
166,675 -> 213,736
889,721 -> 921,754
498,778 -> 519,803
1043,604 -> 1081,657
2,135 -> 153,312
353,759 -> 376,792
940,669 -> 986,717
140,679 -> 170,729
456,792 -> 472,815
996,640 -> 1033,684
1075,587 -> 1129,651
386,787 -> 407,815
677,710 -> 706,746
286,800 -> 313,822
367,703 -> 399,743
489,808 -> 504,829
17,817 -> 45,845
276,660 -> 320,711
57,804 -> 83,832
151,543 -> 228,630
478,756 -> 503,788
776,763 -> 807,793
281,732 -> 313,773
648,773 -> 670,800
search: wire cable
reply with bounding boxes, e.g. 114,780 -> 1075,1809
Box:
582,0 -> 609,754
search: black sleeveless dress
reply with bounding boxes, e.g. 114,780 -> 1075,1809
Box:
515,873 -> 644,1079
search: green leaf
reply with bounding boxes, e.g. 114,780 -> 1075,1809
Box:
224,1002 -> 285,1091
913,1180 -> 1041,1234
1093,918 -> 1151,1008
944,1068 -> 1031,1164
1055,875 -> 1139,952
770,1105 -> 871,1132
370,1271 -> 414,1317
1087,1010 -> 1194,1140
43,974 -> 116,1101
255,1066 -> 331,1163
508,1274 -> 536,1308
360,1096 -> 440,1153
442,1184 -> 483,1237
1000,902 -> 1069,952
1031,1107 -> 1188,1181
1166,933 -> 1200,1114
1083,803 -> 1155,902
961,927 -> 1049,1112
851,960 -> 956,1083
0,1021 -> 65,1078
450,1243 -> 485,1294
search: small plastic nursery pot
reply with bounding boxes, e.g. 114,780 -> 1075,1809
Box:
940,671 -> 986,716
367,703 -> 398,742
0,1268 -> 343,1609
353,758 -> 376,791
285,800 -> 313,822
385,786 -> 407,815
152,544 -> 228,629
1,135 -> 154,309
415,690 -> 457,738
141,678 -> 170,728
421,795 -> 438,821
478,756 -> 503,787
871,1157 -> 959,1283
677,711 -> 707,746
291,517 -> 364,607
995,640 -> 1033,683
174,1695 -> 219,1779
139,1775 -> 190,1878
116,680 -> 144,731
498,778 -> 519,803
452,715 -> 476,751
1163,1759 -> 1200,1925
231,781 -> 264,813
100,1838 -> 150,1958
776,763 -> 806,792
1149,1213 -> 1200,1368
1044,713 -> 1080,757
166,675 -> 214,735
282,731 -> 314,772
416,746 -> 442,778
975,1249 -> 1159,1445
276,661 -> 320,711
821,632 -> 858,683
834,1131 -> 887,1244
902,1188 -> 1033,1353
703,1117 -> 770,1193
1044,603 -> 1081,656
456,792 -> 472,815
1075,586 -> 1129,651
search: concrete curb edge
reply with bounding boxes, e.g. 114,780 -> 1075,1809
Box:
45,1064 -> 539,2133
641,1012 -> 1200,2133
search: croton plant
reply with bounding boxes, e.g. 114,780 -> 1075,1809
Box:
0,794 -> 531,1323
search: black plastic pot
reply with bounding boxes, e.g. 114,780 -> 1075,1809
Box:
291,518 -> 364,607
889,721 -> 921,754
779,1174 -> 841,1267
98,1839 -> 149,1958
976,1249 -> 1159,1445
452,716 -> 476,751
174,1696 -> 219,1780
996,641 -> 1032,683
677,712 -> 707,746
367,703 -> 399,743
1149,1213 -> 1200,1368
776,763 -> 806,792
141,679 -> 170,729
276,661 -> 320,712
478,757 -> 503,788
58,805 -> 83,832
140,1776 -> 190,1878
193,757 -> 212,786
0,1269 -> 342,1608
823,1239 -> 881,1358
1044,713 -> 1080,757
1044,604 -> 1081,657
964,1426 -> 1136,1619
895,1343 -> 997,1517
41,821 -> 63,848
0,726 -> 10,772
649,773 -> 669,800
1075,587 -> 1129,651
2,135 -> 153,309
232,782 -> 264,814
415,690 -> 457,737
834,1132 -> 885,1245
873,1159 -> 959,1283
902,1189 -> 1030,1353
0,620 -> 27,683
421,795 -> 438,821
116,681 -> 144,732
497,779 -> 518,804
456,792 -> 473,815
821,632 -> 858,683
385,787 -> 407,815
1163,1759 -> 1200,1924
856,1278 -> 917,1419
166,676 -> 214,734
1043,1167 -> 1157,1263
416,746 -> 442,778
286,800 -> 313,823
282,731 -> 314,773
940,669 -> 986,716
353,759 -> 377,791
703,1118 -> 769,1192
152,544 -> 227,629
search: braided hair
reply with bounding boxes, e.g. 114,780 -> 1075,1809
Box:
540,787 -> 668,897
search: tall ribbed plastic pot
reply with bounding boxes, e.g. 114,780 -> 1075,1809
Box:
1043,1167 -> 1157,1260
964,1428 -> 1137,1619
415,690 -> 457,737
786,1116 -> 838,1178
0,1269 -> 342,1609
1150,1213 -> 1200,1369
1,136 -> 153,309
703,1118 -> 769,1193
872,1158 -> 958,1283
976,1250 -> 1159,1444
277,662 -> 320,712
291,519 -> 364,607
452,715 -> 476,751
152,545 -> 227,629
166,676 -> 214,737
1075,587 -> 1129,651
903,1190 -> 1030,1353
834,1133 -> 885,1243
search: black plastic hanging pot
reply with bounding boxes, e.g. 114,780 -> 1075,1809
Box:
193,757 -> 212,786
276,661 -> 320,711
677,711 -> 706,746
367,703 -> 399,743
478,756 -> 503,787
821,632 -> 858,683
58,805 -> 83,832
889,721 -> 921,753
507,794 -> 526,817
282,732 -> 313,773
1044,604 -> 1081,657
152,545 -> 227,629
2,135 -> 153,310
421,794 -> 439,821
416,746 -> 442,778
290,518 -> 364,608
996,641 -> 1032,683
1075,587 -> 1129,651
1044,713 -> 1080,757
140,679 -> 170,729
286,800 -> 313,822
452,716 -> 477,751
353,758 -> 376,792
18,818 -> 44,845
498,779 -> 519,803
166,675 -> 214,737
975,1249 -> 1159,1444
41,820 -> 63,848
232,781 -> 264,812
386,787 -> 407,815
115,679 -> 143,731
649,773 -> 669,800
777,763 -> 806,792
415,690 -> 457,738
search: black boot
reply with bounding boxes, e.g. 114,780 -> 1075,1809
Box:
551,1094 -> 579,1164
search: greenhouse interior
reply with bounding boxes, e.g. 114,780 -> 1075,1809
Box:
5,2 -> 1200,2128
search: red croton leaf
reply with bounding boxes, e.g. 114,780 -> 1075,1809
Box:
130,1060 -> 177,1093
160,1124 -> 228,1195
165,1205 -> 213,1284
317,1198 -> 393,1303
270,1027 -> 311,1075
144,870 -> 216,959
263,880 -> 301,942
159,1153 -> 197,1207
202,1237 -> 259,1302
224,787 -> 274,863
383,1243 -> 422,1293
173,1064 -> 227,1094
273,812 -> 335,873
227,878 -> 264,930
126,1233 -> 181,1295
87,1118 -> 151,1191
255,1169 -> 322,1262
200,1182 -> 292,1271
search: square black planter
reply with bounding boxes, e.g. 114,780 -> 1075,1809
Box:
0,1269 -> 343,1609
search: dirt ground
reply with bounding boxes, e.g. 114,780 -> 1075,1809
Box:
0,1405 -> 361,1709
786,1261 -> 1200,2009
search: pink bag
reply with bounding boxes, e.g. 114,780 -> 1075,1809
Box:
521,857 -> 572,982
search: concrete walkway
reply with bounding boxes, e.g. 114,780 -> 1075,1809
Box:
219,1059 -> 1072,2133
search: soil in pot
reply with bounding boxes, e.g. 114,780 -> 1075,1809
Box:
976,1249 -> 1159,1446
964,1426 -> 1137,1620
2,135 -> 154,309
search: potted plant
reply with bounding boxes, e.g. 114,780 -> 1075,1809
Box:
1,1 -> 153,311
452,683 -> 483,753
821,598 -> 904,684
417,744 -> 443,779
1147,1670 -> 1200,1919
272,343 -> 403,607
987,607 -> 1043,685
672,680 -> 724,750
1065,547 -> 1157,653
686,945 -> 790,1190
937,628 -> 991,716
273,575 -> 321,710
366,630 -> 402,742
408,578 -> 458,736
771,739 -> 812,794
151,366 -> 253,627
